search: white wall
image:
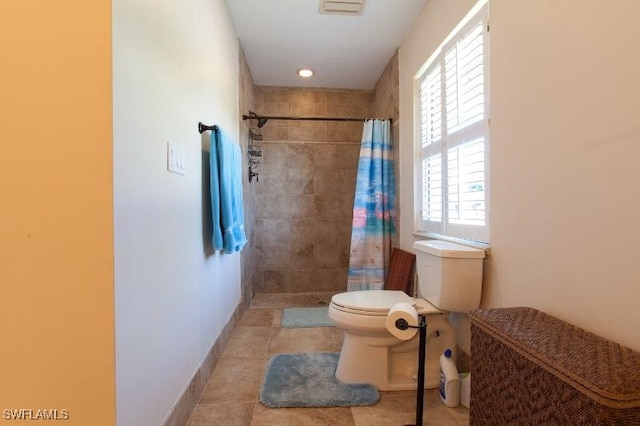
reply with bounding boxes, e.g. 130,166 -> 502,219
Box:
398,0 -> 479,249
398,0 -> 480,354
400,0 -> 640,353
487,0 -> 640,351
113,1 -> 242,425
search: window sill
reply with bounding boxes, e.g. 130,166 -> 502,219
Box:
412,231 -> 491,256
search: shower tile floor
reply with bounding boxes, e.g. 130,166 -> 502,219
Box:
186,292 -> 469,425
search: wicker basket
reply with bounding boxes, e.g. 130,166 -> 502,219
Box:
470,307 -> 640,425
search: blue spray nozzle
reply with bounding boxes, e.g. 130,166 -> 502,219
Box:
444,349 -> 452,358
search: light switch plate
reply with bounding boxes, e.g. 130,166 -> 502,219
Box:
167,141 -> 186,175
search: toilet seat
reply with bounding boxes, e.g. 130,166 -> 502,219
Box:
330,290 -> 443,316
331,290 -> 411,316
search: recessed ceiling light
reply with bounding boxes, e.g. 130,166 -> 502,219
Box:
297,68 -> 315,78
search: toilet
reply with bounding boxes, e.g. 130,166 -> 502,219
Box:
328,240 -> 485,391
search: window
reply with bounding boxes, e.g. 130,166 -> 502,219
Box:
416,2 -> 489,243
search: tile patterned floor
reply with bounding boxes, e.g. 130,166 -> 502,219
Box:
186,292 -> 469,425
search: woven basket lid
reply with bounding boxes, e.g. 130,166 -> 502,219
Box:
471,307 -> 640,406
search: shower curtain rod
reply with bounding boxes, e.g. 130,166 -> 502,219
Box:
242,113 -> 392,128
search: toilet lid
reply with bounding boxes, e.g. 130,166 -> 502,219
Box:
331,290 -> 413,314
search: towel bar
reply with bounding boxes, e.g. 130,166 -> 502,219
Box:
198,122 -> 218,134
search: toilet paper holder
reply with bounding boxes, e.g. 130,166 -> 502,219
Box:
395,315 -> 428,426
394,317 -> 420,331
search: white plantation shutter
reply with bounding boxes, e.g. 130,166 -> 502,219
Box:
420,66 -> 442,148
416,3 -> 489,242
447,138 -> 485,225
445,22 -> 485,134
419,65 -> 445,233
421,153 -> 442,223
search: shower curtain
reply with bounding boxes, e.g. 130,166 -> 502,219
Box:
347,119 -> 396,291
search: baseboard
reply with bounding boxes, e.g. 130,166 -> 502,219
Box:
162,292 -> 252,426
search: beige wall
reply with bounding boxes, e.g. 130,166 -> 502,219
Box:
400,0 -> 640,353
487,0 -> 640,351
0,1 -> 115,424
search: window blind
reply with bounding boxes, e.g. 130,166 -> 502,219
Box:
416,3 -> 489,243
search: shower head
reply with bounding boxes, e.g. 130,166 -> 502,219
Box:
244,111 -> 269,128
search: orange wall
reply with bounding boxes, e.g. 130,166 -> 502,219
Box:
0,1 -> 115,424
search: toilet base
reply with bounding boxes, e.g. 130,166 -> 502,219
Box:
334,318 -> 455,391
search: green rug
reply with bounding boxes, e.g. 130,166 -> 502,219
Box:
260,352 -> 379,408
281,306 -> 335,328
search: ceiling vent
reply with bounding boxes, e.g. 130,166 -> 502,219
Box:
319,0 -> 366,15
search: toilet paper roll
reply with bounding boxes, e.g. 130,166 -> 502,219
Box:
385,302 -> 419,341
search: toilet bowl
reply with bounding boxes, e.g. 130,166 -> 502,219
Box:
329,240 -> 485,391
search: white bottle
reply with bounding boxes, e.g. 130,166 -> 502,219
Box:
439,349 -> 460,407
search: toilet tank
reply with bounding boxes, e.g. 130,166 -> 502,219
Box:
413,240 -> 485,312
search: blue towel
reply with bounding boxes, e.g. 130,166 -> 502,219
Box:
210,126 -> 248,253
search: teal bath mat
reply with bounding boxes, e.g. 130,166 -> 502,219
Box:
260,352 -> 379,408
281,306 -> 334,328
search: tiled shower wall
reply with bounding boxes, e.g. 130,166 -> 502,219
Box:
245,51 -> 399,294
372,50 -> 400,248
239,49 -> 257,304
251,87 -> 372,292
